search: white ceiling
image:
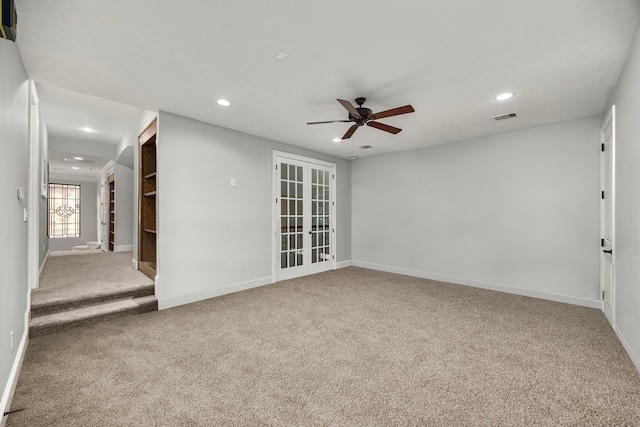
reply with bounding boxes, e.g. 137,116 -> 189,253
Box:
15,0 -> 640,159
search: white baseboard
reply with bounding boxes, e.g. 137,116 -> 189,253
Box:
158,276 -> 272,310
38,250 -> 49,282
336,260 -> 352,269
615,325 -> 640,374
114,245 -> 133,253
131,258 -> 138,270
0,329 -> 28,427
351,260 -> 601,309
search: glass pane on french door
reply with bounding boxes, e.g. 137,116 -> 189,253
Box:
279,159 -> 305,272
310,167 -> 331,266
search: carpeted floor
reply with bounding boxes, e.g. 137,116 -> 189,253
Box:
7,267 -> 640,426
39,251 -> 152,290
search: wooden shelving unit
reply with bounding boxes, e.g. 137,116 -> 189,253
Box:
138,118 -> 158,280
108,173 -> 115,251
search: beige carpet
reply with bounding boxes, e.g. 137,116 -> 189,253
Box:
8,267 -> 640,426
39,251 -> 152,290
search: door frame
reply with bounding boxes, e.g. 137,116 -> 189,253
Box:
271,150 -> 337,283
600,105 -> 616,326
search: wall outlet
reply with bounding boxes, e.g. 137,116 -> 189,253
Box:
10,331 -> 14,352
230,178 -> 237,187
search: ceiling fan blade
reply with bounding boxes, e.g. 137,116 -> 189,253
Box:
337,99 -> 362,119
307,120 -> 352,125
367,121 -> 402,134
342,125 -> 359,140
369,105 -> 415,120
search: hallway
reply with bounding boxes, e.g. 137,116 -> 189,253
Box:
30,251 -> 157,337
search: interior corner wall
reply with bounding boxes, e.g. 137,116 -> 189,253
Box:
47,175 -> 98,251
114,163 -> 134,250
352,117 -> 601,307
38,107 -> 49,268
611,24 -> 640,370
0,38 -> 29,416
156,111 -> 351,308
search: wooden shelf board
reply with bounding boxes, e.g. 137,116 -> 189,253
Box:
144,172 -> 157,179
143,228 -> 157,234
144,191 -> 157,197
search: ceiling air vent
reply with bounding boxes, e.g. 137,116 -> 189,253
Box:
492,112 -> 518,121
359,145 -> 373,149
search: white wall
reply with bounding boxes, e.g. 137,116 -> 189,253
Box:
114,163 -> 134,250
611,25 -> 640,371
38,107 -> 49,268
47,174 -> 98,251
156,111 -> 351,308
352,117 -> 601,307
0,38 -> 30,419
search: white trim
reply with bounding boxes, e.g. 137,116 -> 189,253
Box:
158,276 -> 272,310
352,260 -> 602,309
131,258 -> 138,270
0,329 -> 28,427
615,325 -> 640,374
336,260 -> 352,269
39,250 -> 49,281
600,105 -> 616,327
114,245 -> 134,253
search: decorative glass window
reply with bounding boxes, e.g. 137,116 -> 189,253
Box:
48,183 -> 81,238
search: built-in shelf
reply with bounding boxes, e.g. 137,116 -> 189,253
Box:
139,117 -> 158,280
108,173 -> 116,252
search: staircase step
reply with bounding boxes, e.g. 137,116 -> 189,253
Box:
29,295 -> 158,338
31,283 -> 155,317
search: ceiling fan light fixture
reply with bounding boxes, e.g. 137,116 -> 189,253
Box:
217,99 -> 231,107
495,92 -> 515,101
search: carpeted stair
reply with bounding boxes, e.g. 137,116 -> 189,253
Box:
30,283 -> 157,338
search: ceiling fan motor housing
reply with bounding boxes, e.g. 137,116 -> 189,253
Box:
351,108 -> 373,122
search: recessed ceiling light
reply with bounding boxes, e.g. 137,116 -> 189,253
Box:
73,156 -> 84,160
217,99 -> 231,107
495,92 -> 515,101
332,137 -> 342,142
348,156 -> 359,160
71,167 -> 80,170
80,127 -> 96,133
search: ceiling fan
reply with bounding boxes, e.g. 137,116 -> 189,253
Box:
307,97 -> 415,140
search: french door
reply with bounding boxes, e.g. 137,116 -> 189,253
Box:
600,105 -> 615,326
274,153 -> 336,281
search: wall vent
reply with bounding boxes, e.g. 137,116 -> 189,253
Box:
492,112 -> 518,121
359,145 -> 373,149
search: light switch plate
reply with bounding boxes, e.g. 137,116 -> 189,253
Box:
17,187 -> 24,200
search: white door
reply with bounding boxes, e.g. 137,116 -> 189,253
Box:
274,153 -> 336,281
601,105 -> 615,326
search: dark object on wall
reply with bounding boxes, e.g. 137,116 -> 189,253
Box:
1,0 -> 17,41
